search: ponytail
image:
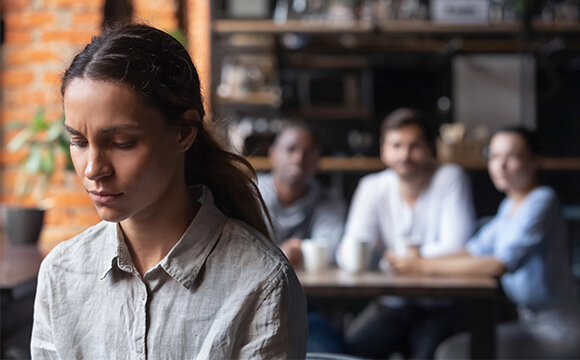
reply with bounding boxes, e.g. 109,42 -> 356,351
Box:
185,126 -> 271,237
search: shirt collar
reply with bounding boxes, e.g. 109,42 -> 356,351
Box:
99,186 -> 228,289
99,222 -> 126,280
160,186 -> 227,289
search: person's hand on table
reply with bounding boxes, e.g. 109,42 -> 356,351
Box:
385,246 -> 424,275
279,237 -> 303,267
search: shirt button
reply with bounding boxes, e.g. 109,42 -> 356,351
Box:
141,294 -> 146,301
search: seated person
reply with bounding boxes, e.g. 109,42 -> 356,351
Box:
258,124 -> 347,353
258,124 -> 347,266
389,127 -> 580,359
341,108 -> 476,359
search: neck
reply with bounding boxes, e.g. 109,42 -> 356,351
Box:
120,185 -> 200,276
398,167 -> 434,207
508,183 -> 538,211
274,177 -> 308,206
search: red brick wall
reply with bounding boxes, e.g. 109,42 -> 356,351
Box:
133,0 -> 178,30
1,0 -> 210,253
1,0 -> 106,252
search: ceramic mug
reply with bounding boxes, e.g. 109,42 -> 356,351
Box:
341,235 -> 371,274
393,236 -> 422,256
301,239 -> 330,273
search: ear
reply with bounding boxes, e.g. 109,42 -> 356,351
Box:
379,143 -> 388,166
178,109 -> 200,151
268,144 -> 276,158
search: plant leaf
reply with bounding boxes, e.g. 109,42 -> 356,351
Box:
32,108 -> 49,131
40,148 -> 55,175
24,145 -> 42,174
7,128 -> 33,152
46,121 -> 64,142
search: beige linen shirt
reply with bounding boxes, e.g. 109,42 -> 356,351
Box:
31,187 -> 308,359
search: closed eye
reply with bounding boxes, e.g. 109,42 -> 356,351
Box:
70,139 -> 88,148
114,141 -> 136,149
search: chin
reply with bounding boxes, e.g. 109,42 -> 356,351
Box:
398,170 -> 421,182
492,182 -> 509,193
282,175 -> 305,187
94,207 -> 128,223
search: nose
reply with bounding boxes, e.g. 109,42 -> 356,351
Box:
84,146 -> 113,181
290,150 -> 307,165
401,144 -> 412,160
499,157 -> 508,170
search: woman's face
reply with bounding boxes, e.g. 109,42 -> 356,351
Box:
487,132 -> 536,193
63,79 -> 185,223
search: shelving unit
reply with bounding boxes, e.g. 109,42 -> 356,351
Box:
210,5 -> 580,170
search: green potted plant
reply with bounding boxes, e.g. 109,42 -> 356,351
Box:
2,108 -> 72,245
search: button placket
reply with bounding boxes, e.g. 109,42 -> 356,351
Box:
133,280 -> 148,359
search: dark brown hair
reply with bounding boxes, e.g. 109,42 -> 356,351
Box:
61,23 -> 271,236
380,108 -> 436,155
495,126 -> 541,156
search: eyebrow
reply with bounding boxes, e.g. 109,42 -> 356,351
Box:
64,123 -> 141,136
64,124 -> 82,136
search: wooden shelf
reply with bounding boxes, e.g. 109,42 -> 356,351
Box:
213,19 -> 526,35
213,19 -> 373,34
537,158 -> 580,170
214,19 -> 580,35
377,21 -> 522,34
248,156 -> 384,172
531,21 -> 580,33
248,156 -> 580,172
284,108 -> 370,120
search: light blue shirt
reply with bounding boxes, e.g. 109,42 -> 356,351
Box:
467,186 -> 577,312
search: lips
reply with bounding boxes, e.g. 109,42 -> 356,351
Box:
88,190 -> 123,204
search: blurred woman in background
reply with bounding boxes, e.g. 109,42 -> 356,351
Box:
389,126 -> 580,359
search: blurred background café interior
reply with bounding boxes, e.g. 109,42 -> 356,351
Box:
1,0 -> 580,359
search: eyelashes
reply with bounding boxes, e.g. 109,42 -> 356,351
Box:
70,140 -> 136,150
70,140 -> 88,148
113,141 -> 136,149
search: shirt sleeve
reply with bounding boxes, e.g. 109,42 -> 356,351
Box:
30,260 -> 61,360
343,176 -> 383,251
493,190 -> 559,273
421,167 -> 476,257
310,194 -> 347,263
233,266 -> 308,359
466,216 -> 501,257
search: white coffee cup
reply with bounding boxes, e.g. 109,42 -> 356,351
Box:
341,235 -> 371,274
393,236 -> 422,256
301,239 -> 330,273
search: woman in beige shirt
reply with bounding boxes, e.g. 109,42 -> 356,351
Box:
31,23 -> 307,359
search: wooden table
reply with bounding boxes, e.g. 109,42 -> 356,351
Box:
0,236 -> 42,359
0,243 -> 42,289
297,268 -> 498,359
